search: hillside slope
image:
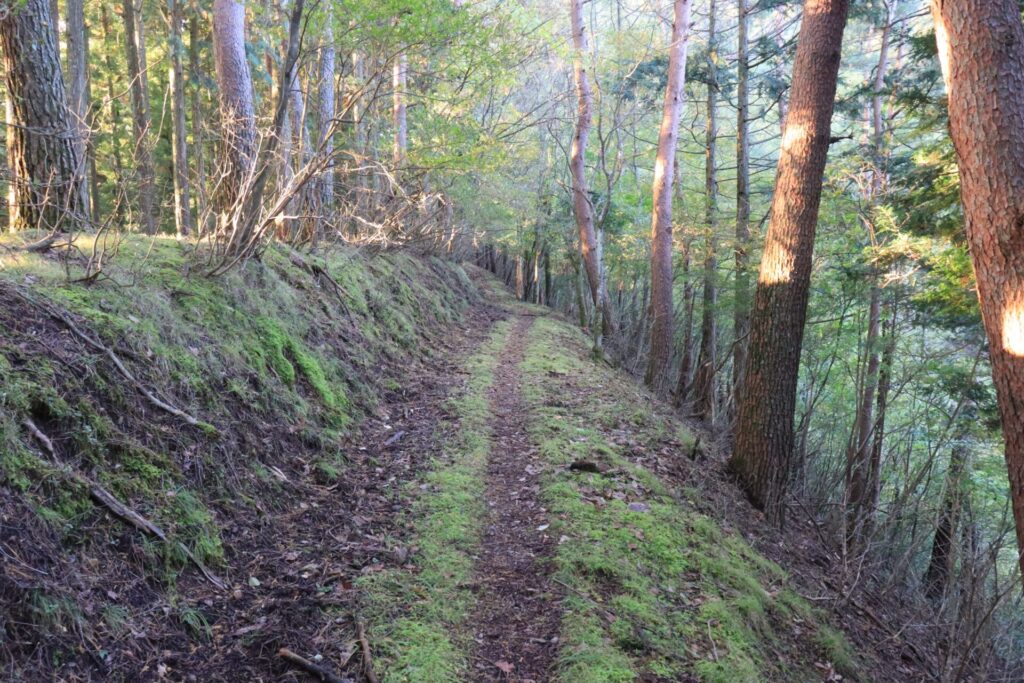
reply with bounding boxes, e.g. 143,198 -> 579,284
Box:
1,237 -> 927,681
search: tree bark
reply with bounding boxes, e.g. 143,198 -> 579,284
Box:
693,1 -> 718,424
101,6 -> 126,224
392,52 -> 407,168
929,0 -> 1024,580
317,6 -> 335,220
674,239 -> 696,405
569,0 -> 616,350
169,0 -> 193,237
924,445 -> 968,599
730,0 -> 850,525
66,0 -> 92,221
733,0 -> 751,405
0,0 -> 86,231
846,285 -> 881,542
190,11 -> 209,235
122,0 -> 157,234
644,0 -> 691,386
212,0 -> 257,224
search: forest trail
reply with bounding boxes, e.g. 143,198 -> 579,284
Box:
0,246 -> 937,683
467,314 -> 561,681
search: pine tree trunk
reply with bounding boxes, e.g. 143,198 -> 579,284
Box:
0,0 -> 86,231
693,1 -> 718,424
212,0 -> 256,229
65,0 -> 92,221
730,0 -> 850,525
929,0 -> 1024,580
122,0 -> 156,234
644,0 -> 691,387
733,0 -> 751,404
170,0 -> 193,237
190,12 -> 209,235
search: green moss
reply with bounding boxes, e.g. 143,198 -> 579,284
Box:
813,626 -> 859,680
359,321 -> 512,679
514,313 -> 862,682
162,488 -> 224,568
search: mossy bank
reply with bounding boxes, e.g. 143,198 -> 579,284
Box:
0,234 -> 477,681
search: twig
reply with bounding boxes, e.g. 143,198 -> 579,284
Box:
706,620 -> 719,661
278,648 -> 347,683
21,417 -> 226,590
357,621 -> 380,683
13,286 -> 210,431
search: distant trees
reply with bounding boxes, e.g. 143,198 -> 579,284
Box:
0,0 -> 86,232
928,0 -> 1024,579
645,0 -> 692,386
730,0 -> 850,524
122,0 -> 156,235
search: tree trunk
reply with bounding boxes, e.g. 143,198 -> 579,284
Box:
122,0 -> 157,234
190,12 -> 210,236
730,0 -> 850,525
66,0 -> 92,221
674,240 -> 697,406
847,5 -> 897,545
929,0 -> 1024,581
644,0 -> 691,387
170,0 -> 193,237
867,298 -> 897,522
212,0 -> 257,226
351,50 -> 367,229
101,6 -> 126,224
0,0 -> 86,231
846,285 -> 882,542
733,0 -> 751,405
693,1 -> 718,425
392,52 -> 407,168
569,0 -> 615,350
318,6 -> 335,221
924,445 -> 968,599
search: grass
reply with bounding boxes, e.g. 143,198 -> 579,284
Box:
516,314 -> 861,682
358,320 -> 512,681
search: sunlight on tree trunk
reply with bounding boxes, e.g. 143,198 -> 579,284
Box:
929,0 -> 1024,581
730,0 -> 850,525
644,0 -> 691,387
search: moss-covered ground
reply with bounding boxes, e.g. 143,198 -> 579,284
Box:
0,235 -> 867,682
0,233 -> 477,680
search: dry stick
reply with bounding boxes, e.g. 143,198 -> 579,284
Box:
22,417 -> 226,591
15,287 -> 208,429
356,621 -> 380,683
277,648 -> 347,683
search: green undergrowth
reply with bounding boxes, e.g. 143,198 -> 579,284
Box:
518,314 -> 863,682
0,233 -> 477,669
358,320 -> 511,681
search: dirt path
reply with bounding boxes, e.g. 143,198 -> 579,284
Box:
468,314 -> 561,682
